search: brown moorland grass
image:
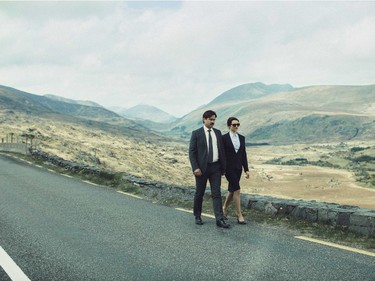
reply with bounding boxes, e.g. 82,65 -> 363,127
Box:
1,112 -> 374,210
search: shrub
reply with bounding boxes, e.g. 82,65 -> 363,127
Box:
352,155 -> 375,163
350,147 -> 368,153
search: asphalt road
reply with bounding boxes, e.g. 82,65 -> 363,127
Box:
0,154 -> 374,281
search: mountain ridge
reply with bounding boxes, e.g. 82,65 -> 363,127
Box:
169,83 -> 375,144
44,94 -> 103,108
112,104 -> 177,123
1,83 -> 374,145
0,85 -> 119,119
208,82 -> 294,105
0,84 -> 168,141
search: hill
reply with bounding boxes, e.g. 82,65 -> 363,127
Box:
0,84 -> 187,183
170,83 -> 375,144
114,104 -> 177,123
44,94 -> 103,108
0,85 -> 118,120
208,82 -> 294,105
0,85 -> 167,141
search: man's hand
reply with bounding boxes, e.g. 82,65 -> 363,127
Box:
193,169 -> 202,176
245,171 -> 250,179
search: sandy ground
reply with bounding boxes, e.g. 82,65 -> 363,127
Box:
237,164 -> 375,210
234,145 -> 375,210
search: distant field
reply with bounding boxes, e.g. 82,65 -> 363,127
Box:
242,142 -> 375,210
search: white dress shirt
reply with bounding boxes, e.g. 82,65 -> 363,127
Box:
204,126 -> 219,162
230,131 -> 240,153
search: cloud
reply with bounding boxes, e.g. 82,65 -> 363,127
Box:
0,1 -> 374,117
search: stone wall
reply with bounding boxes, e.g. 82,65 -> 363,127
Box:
121,172 -> 375,237
241,194 -> 375,237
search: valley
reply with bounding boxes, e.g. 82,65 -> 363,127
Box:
1,83 -> 374,210
244,143 -> 375,210
1,111 -> 374,210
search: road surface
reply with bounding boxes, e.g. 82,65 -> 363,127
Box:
0,154 -> 374,280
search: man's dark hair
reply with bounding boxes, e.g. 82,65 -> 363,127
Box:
227,117 -> 239,126
202,110 -> 217,119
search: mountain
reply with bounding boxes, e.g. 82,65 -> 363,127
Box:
0,85 -> 119,120
208,82 -> 294,105
44,94 -> 103,108
0,85 -> 54,115
0,85 -> 187,186
0,85 -> 167,141
118,104 -> 177,123
2,82 -> 374,145
170,83 -> 375,144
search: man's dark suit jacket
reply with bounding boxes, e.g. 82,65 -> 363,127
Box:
189,127 -> 226,175
222,132 -> 249,172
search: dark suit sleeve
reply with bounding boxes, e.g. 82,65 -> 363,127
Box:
217,130 -> 226,174
189,130 -> 199,172
241,135 -> 249,172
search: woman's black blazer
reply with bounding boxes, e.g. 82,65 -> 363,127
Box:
222,132 -> 249,172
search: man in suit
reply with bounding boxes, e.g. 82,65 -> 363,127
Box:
189,110 -> 229,228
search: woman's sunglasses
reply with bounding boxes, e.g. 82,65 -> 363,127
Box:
231,123 -> 240,127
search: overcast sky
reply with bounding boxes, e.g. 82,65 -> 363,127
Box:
1,1 -> 374,117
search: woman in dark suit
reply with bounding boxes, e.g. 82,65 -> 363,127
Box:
222,117 -> 249,224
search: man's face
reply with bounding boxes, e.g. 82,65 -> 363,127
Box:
203,115 -> 216,129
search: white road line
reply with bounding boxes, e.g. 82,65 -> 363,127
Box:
175,208 -> 192,214
0,246 -> 31,281
82,180 -> 98,186
295,236 -> 375,257
117,190 -> 142,199
175,208 -> 215,218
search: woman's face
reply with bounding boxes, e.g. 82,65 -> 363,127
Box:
229,119 -> 240,133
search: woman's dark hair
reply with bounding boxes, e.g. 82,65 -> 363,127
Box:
202,110 -> 217,119
227,117 -> 239,126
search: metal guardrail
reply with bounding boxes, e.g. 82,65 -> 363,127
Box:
0,132 -> 36,155
0,143 -> 30,155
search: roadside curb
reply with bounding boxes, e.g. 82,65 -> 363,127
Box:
241,193 -> 375,237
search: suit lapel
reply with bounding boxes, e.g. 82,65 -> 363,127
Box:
200,127 -> 208,150
203,127 -> 208,141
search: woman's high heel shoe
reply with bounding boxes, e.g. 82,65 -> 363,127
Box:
237,218 -> 246,225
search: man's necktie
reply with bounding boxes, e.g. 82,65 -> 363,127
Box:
208,129 -> 213,163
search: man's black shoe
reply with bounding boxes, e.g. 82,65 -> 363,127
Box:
216,219 -> 230,228
195,216 -> 203,225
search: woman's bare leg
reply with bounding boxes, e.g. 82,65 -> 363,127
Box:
222,192 -> 233,218
233,190 -> 245,221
